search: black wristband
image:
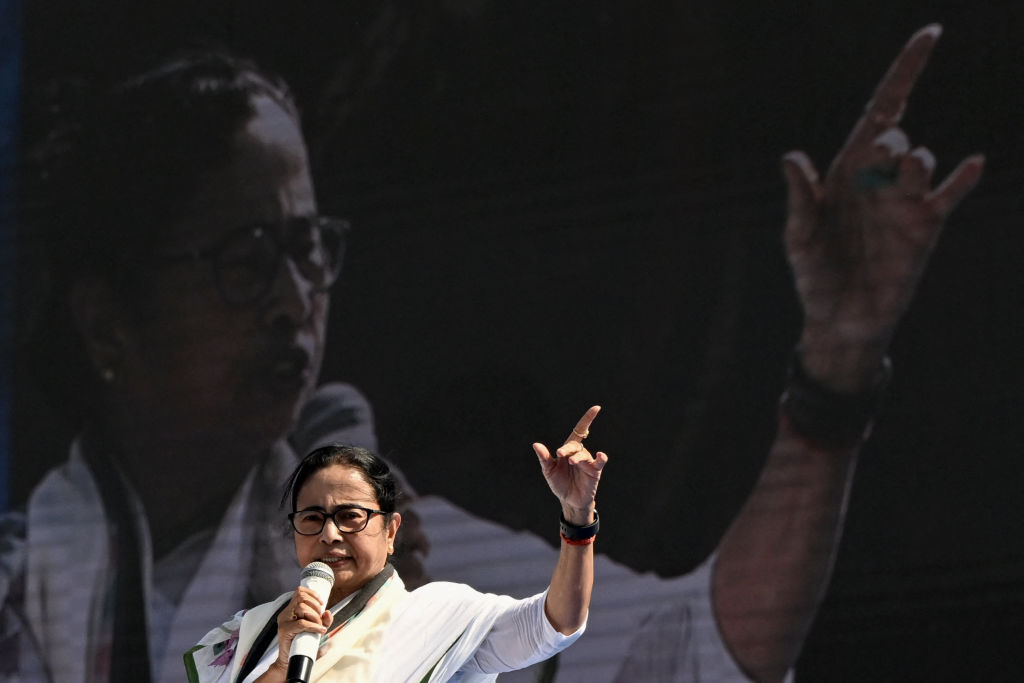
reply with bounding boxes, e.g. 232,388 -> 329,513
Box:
559,510 -> 600,541
780,352 -> 892,448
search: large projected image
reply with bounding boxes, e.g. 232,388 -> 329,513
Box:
3,3 -> 1022,682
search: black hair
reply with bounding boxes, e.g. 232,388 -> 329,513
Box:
282,444 -> 401,516
25,49 -> 299,291
22,49 -> 302,426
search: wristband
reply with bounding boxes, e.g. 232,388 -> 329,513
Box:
561,534 -> 597,546
780,351 -> 892,448
559,509 -> 599,542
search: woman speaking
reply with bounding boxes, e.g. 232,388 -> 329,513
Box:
185,406 -> 607,682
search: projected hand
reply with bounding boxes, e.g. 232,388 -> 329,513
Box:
533,405 -> 608,524
781,24 -> 984,391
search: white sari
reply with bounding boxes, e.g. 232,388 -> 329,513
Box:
186,574 -> 582,683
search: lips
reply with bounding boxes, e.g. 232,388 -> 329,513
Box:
264,345 -> 313,396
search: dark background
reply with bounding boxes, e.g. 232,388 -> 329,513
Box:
10,1 -> 1024,679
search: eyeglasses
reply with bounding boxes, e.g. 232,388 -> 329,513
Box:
151,215 -> 350,306
288,505 -> 387,536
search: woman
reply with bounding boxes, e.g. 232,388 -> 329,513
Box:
185,406 -> 607,682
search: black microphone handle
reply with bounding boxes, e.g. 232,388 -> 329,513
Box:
286,654 -> 314,683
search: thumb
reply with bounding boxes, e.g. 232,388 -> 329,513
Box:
781,151 -> 820,244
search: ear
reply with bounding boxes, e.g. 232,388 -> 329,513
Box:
68,275 -> 131,383
387,512 -> 402,553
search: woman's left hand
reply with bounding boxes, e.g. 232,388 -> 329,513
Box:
533,405 -> 609,524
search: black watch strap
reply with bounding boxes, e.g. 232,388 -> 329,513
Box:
781,352 -> 892,448
559,510 -> 600,541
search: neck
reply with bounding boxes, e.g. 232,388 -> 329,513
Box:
327,564 -> 394,613
82,421 -> 275,559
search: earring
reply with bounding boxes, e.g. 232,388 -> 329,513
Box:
101,368 -> 115,384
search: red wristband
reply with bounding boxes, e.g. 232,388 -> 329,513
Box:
560,534 -> 596,546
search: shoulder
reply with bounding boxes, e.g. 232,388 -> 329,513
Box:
195,592 -> 291,650
29,442 -> 103,511
0,456 -> 91,623
383,581 -> 522,649
410,581 -> 481,600
186,593 -> 293,682
403,581 -> 518,616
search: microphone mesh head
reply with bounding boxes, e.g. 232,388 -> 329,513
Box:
301,561 -> 335,585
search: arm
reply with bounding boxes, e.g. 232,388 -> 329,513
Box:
712,24 -> 984,683
532,405 -> 608,635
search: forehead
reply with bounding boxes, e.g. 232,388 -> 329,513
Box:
244,95 -> 306,154
296,464 -> 377,508
165,95 -> 315,248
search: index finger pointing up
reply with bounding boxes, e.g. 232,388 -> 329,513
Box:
566,405 -> 602,445
843,24 -> 942,155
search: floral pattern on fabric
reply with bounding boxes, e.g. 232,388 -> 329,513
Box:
184,609 -> 247,683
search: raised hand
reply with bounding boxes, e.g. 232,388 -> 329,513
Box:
533,405 -> 608,523
782,24 -> 984,391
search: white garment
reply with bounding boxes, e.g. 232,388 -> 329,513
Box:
17,439 -> 298,683
193,577 -> 581,683
415,496 -> 754,683
1,382 -> 376,683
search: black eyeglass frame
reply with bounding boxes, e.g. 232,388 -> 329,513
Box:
287,504 -> 389,536
148,215 -> 351,307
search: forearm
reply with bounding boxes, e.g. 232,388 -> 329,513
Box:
712,333 -> 891,682
705,317 -> 897,683
713,412 -> 859,683
544,504 -> 596,635
254,661 -> 287,683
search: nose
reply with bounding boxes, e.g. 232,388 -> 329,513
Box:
262,256 -> 320,329
319,515 -> 346,543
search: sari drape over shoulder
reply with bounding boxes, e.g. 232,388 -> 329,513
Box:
185,572 -> 582,683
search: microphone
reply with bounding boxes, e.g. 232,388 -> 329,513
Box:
287,561 -> 335,683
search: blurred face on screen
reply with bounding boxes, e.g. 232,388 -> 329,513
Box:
114,95 -> 328,452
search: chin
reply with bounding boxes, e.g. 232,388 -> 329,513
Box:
222,407 -> 299,454
256,387 -> 308,428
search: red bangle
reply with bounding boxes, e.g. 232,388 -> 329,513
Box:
560,534 -> 596,546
